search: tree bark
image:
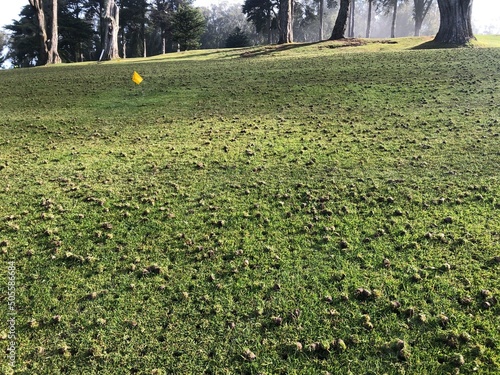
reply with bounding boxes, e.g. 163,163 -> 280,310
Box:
122,28 -> 127,58
101,0 -> 120,60
348,0 -> 355,37
47,0 -> 61,64
29,0 -> 49,65
366,0 -> 373,38
434,0 -> 474,44
390,0 -> 398,38
278,0 -> 293,44
319,0 -> 324,40
330,0 -> 350,40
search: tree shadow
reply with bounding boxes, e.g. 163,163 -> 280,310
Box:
411,39 -> 472,50
240,41 -> 324,58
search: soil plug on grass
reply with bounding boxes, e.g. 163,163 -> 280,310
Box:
355,288 -> 372,301
242,349 -> 256,361
390,300 -> 401,311
451,353 -> 465,367
332,338 -> 347,351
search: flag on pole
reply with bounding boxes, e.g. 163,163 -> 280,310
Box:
132,71 -> 143,85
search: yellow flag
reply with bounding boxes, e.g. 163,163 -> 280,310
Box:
132,71 -> 143,85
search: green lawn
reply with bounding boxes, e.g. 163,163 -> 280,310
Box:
1,36 -> 499,374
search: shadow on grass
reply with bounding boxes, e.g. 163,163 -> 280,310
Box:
240,41 -> 324,58
411,39 -> 473,50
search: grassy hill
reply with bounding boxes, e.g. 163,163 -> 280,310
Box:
1,36 -> 499,374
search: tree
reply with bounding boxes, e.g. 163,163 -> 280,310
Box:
201,3 -> 258,49
242,0 -> 278,44
319,0 -> 324,39
28,0 -> 49,64
58,0 -> 94,62
150,0 -> 172,54
101,0 -> 119,60
347,0 -> 355,37
413,0 -> 433,36
434,0 -> 473,44
0,31 -> 7,67
27,0 -> 61,64
48,0 -> 61,63
330,0 -> 350,40
225,27 -> 251,47
172,6 -> 205,50
381,0 -> 406,38
278,0 -> 293,43
366,0 -> 375,37
121,0 -> 149,58
6,5 -> 42,66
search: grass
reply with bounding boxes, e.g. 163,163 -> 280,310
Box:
0,36 -> 499,374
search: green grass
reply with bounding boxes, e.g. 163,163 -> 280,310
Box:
0,36 -> 499,374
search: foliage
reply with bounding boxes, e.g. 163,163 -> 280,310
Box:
58,4 -> 94,62
171,5 -> 206,50
225,27 -> 252,47
0,37 -> 499,374
5,5 -> 40,67
120,0 -> 149,57
200,3 -> 260,49
242,0 -> 278,37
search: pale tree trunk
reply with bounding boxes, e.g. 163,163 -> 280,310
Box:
29,0 -> 49,65
391,0 -> 398,38
47,0 -> 61,64
162,33 -> 166,54
330,0 -> 350,40
435,0 -> 474,44
366,0 -> 373,37
319,0 -> 324,40
101,0 -> 120,60
278,0 -> 293,44
348,0 -> 355,37
142,21 -> 146,57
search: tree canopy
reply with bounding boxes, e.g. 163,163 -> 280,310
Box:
171,6 -> 206,50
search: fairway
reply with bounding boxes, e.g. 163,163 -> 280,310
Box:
0,37 -> 499,374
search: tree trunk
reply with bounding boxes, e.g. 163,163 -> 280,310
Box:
435,0 -> 473,44
47,0 -> 61,64
414,16 -> 423,36
143,37 -> 147,58
267,11 -> 272,44
391,0 -> 398,38
319,0 -> 324,40
366,0 -> 372,38
29,0 -> 49,65
348,0 -> 355,37
414,0 -> 434,36
101,0 -> 120,60
330,0 -> 350,40
278,0 -> 293,44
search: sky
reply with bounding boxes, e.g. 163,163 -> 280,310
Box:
1,0 -> 499,34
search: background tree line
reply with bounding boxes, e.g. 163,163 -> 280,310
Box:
1,0 -> 472,67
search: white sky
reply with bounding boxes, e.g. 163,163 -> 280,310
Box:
1,0 -> 499,34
